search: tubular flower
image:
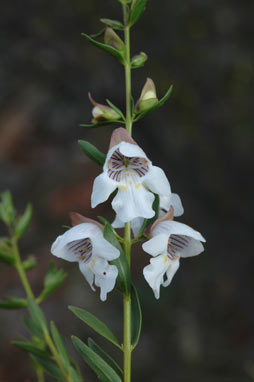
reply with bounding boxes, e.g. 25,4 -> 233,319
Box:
142,217 -> 206,299
51,213 -> 120,301
112,192 -> 184,237
91,127 -> 171,223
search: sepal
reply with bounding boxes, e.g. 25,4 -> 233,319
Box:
131,52 -> 147,68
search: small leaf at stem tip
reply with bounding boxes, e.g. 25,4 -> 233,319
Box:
22,256 -> 37,271
135,85 -> 173,121
72,336 -> 122,382
50,321 -> 71,371
129,0 -> 148,26
78,140 -> 106,167
12,341 -> 50,359
131,284 -> 142,348
100,18 -> 124,30
0,250 -> 15,266
0,190 -> 16,225
0,296 -> 27,309
103,223 -> 130,294
37,261 -> 66,303
88,338 -> 123,378
81,33 -> 124,64
14,203 -> 32,239
68,306 -> 121,349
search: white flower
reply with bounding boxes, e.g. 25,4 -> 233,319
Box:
51,213 -> 120,301
112,192 -> 184,237
91,128 -> 171,223
142,219 -> 206,299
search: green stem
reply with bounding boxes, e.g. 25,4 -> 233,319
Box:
12,238 -> 35,299
123,4 -> 132,136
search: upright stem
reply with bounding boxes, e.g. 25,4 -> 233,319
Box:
122,4 -> 133,381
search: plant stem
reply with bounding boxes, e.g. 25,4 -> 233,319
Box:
12,238 -> 35,299
123,4 -> 132,136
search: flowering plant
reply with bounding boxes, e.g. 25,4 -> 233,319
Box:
0,1 -> 205,381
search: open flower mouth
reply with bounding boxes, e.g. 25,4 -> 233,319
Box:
66,238 -> 93,263
167,234 -> 190,260
107,148 -> 149,182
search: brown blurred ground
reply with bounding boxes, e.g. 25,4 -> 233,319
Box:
0,0 -> 253,381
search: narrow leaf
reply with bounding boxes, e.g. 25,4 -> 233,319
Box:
0,297 -> 27,309
80,120 -> 122,128
82,33 -> 124,64
104,223 -> 130,294
88,338 -> 123,378
69,306 -> 121,349
13,341 -> 50,359
50,321 -> 70,371
14,203 -> 32,238
0,251 -> 15,266
100,19 -> 124,30
135,85 -> 173,121
129,0 -> 147,26
72,336 -> 122,382
105,99 -> 125,120
27,297 -> 47,333
31,355 -> 65,380
23,256 -> 37,271
78,140 -> 106,166
23,316 -> 44,339
131,284 -> 142,348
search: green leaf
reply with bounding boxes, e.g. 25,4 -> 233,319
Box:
0,190 -> 16,225
103,223 -> 130,294
72,336 -> 122,382
100,19 -> 124,30
50,321 -> 70,371
135,85 -> 173,121
27,297 -> 47,333
0,297 -> 27,309
0,251 -> 15,266
88,338 -> 123,378
80,119 -> 122,128
13,341 -> 50,359
14,203 -> 32,239
105,99 -> 125,120
69,366 -> 82,382
31,355 -> 65,380
82,33 -> 124,64
23,316 -> 44,338
129,0 -> 147,26
131,284 -> 142,348
22,256 -> 37,271
78,140 -> 106,167
37,261 -> 66,302
69,306 -> 121,349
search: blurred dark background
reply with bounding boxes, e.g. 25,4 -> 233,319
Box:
0,0 -> 253,381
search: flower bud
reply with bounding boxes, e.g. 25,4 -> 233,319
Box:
131,52 -> 148,68
104,27 -> 124,51
88,93 -> 121,123
136,78 -> 158,111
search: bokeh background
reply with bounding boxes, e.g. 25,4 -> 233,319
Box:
0,0 -> 253,381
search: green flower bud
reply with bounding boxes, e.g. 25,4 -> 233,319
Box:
131,52 -> 148,68
104,27 -> 124,51
136,78 -> 158,111
88,93 -> 121,123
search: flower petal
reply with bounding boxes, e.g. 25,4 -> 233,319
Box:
118,141 -> 148,159
143,254 -> 169,299
91,172 -> 117,208
153,221 -> 205,258
93,258 -> 118,301
112,183 -> 155,222
160,193 -> 184,217
144,165 -> 171,196
162,259 -> 180,287
92,235 -> 120,261
142,234 -> 169,257
78,262 -> 95,291
51,223 -> 101,262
